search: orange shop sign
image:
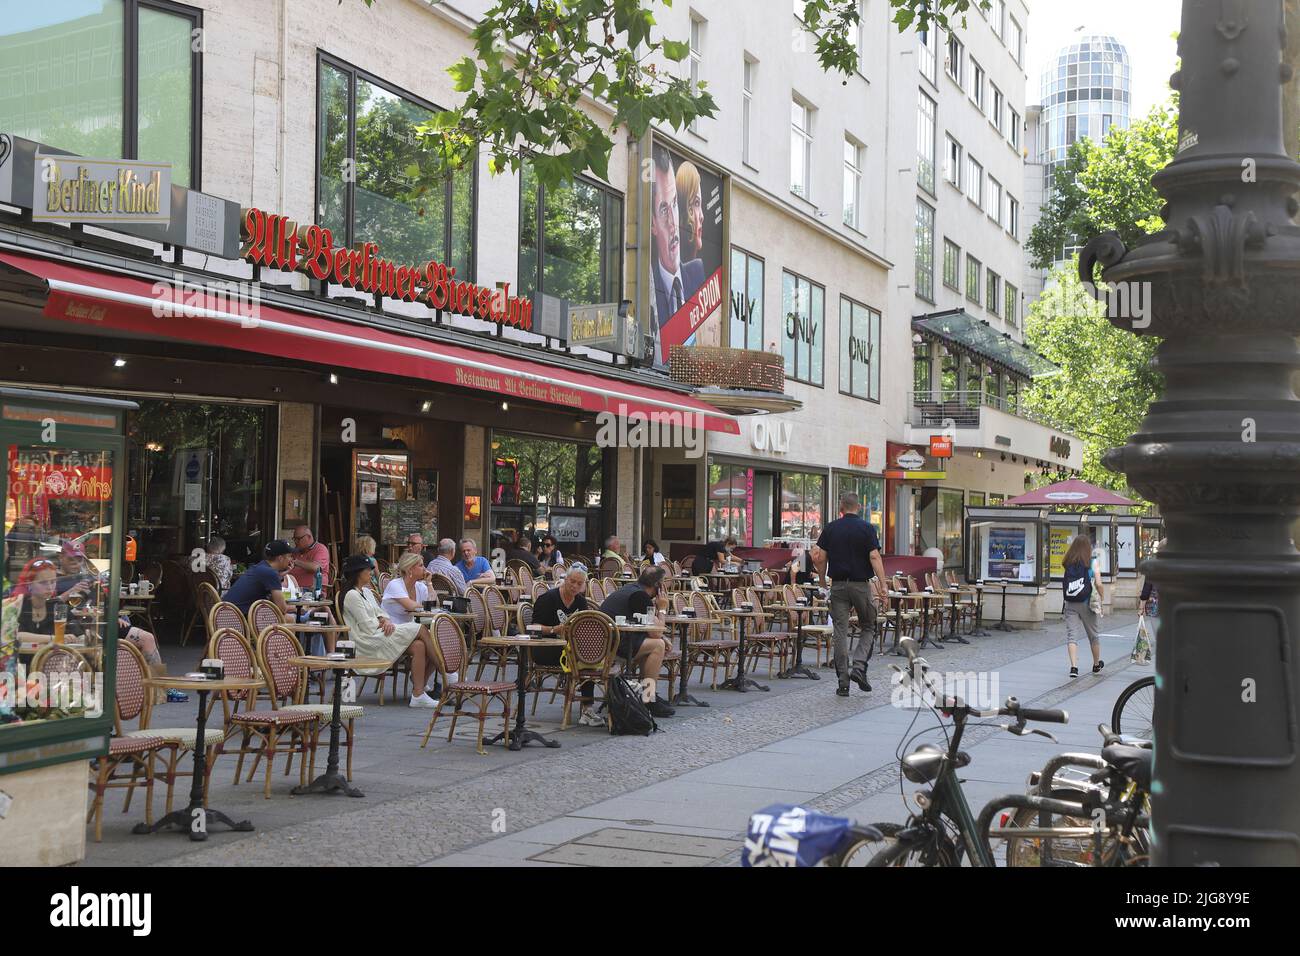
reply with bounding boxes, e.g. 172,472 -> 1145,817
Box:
848,445 -> 870,468
929,436 -> 953,459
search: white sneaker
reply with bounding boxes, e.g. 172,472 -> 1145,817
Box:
447,672 -> 460,686
409,692 -> 439,708
578,708 -> 603,727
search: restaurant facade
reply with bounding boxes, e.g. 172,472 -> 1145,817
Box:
0,0 -> 750,864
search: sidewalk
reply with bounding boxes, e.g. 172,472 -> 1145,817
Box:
423,613 -> 1148,866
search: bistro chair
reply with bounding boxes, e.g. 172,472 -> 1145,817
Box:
204,626 -> 269,724
118,640 -> 220,817
742,586 -> 793,679
221,625 -> 321,798
88,643 -> 176,842
195,581 -> 222,641
30,643 -> 93,682
507,560 -> 535,590
182,569 -> 222,646
421,611 -> 514,755
587,577 -> 607,604
278,676 -> 366,784
209,600 -> 251,642
558,610 -> 619,730
473,585 -> 514,681
429,572 -> 458,597
248,599 -> 284,638
531,579 -> 551,601
685,591 -> 738,689
597,556 -> 624,580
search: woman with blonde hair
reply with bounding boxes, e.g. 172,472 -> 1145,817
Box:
1061,535 -> 1105,678
675,160 -> 705,261
354,535 -> 378,571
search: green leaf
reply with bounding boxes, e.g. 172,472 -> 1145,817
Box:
448,57 -> 477,92
661,39 -> 690,62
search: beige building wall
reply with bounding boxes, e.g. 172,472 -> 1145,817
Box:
276,401 -> 316,538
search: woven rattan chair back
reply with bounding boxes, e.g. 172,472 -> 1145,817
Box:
256,624 -> 306,705
209,601 -> 249,640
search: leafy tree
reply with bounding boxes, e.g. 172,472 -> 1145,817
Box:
1021,267 -> 1161,502
354,0 -> 987,190
1027,102 -> 1178,271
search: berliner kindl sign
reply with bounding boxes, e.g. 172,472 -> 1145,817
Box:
33,153 -> 171,224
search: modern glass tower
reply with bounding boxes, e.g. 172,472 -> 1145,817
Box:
1038,34 -> 1131,192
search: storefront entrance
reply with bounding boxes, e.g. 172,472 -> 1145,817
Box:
488,431 -> 605,557
707,461 -> 826,547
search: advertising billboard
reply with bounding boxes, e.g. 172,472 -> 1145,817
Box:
647,140 -> 725,365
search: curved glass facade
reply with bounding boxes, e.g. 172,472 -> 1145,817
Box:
1037,35 -> 1131,190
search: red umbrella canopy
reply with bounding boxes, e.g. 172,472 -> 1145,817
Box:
1005,479 -> 1136,507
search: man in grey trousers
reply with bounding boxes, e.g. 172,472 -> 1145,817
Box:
813,491 -> 887,696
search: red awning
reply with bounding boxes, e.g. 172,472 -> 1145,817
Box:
0,251 -> 740,434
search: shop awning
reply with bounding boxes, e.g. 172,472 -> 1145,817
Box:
0,251 -> 740,434
913,310 -> 1060,380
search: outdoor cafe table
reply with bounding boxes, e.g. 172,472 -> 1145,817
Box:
662,614 -> 712,706
469,580 -> 524,601
412,608 -> 477,643
766,602 -> 824,680
715,607 -> 770,692
119,591 -> 158,633
286,621 -> 350,655
288,655 -> 387,798
987,579 -> 1016,632
943,587 -> 973,645
479,633 -> 566,751
704,572 -> 746,598
135,676 -> 262,841
893,593 -> 943,653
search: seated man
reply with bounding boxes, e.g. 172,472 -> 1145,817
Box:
505,530 -> 541,573
224,540 -> 294,616
599,565 -> 675,718
426,538 -> 468,596
289,525 -> 329,593
455,538 -> 496,585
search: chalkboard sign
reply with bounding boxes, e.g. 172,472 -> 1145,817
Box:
381,499 -> 438,542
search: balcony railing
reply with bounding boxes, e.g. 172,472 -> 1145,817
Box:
908,390 -> 1065,432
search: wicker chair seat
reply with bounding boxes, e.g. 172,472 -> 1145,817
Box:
450,680 -> 515,694
125,727 -> 222,749
109,735 -> 166,756
281,703 -> 365,720
230,709 -> 320,727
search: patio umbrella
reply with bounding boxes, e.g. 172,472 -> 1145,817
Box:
1005,478 -> 1136,507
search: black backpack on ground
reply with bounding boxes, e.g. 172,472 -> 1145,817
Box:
606,644 -> 658,736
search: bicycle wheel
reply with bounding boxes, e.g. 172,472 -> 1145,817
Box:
1112,676 -> 1155,739
864,822 -> 960,867
1000,789 -> 1117,866
825,826 -> 884,867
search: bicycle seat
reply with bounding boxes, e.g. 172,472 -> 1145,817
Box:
1102,744 -> 1152,791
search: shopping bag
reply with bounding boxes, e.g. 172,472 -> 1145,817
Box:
1130,614 -> 1151,665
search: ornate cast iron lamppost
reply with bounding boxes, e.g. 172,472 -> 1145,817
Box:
1081,0 -> 1300,865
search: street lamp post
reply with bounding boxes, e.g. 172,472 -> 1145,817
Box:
1080,0 -> 1300,865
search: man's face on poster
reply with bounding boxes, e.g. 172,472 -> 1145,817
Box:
652,161 -> 680,275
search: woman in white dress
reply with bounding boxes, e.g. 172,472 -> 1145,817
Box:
339,554 -> 441,707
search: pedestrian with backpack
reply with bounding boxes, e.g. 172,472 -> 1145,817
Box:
1061,535 -> 1105,678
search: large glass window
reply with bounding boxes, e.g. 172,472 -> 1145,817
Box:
490,433 -> 604,553
1005,283 -> 1019,326
966,255 -> 982,305
843,138 -> 864,229
0,0 -> 201,186
918,23 -> 937,84
791,99 -> 813,198
917,91 -> 937,194
519,165 -> 622,306
319,56 -> 475,277
782,271 -> 824,385
781,472 -> 825,541
945,136 -> 963,189
914,343 -> 932,394
707,463 -> 752,546
729,247 -> 765,350
943,239 -> 961,290
938,489 -> 964,568
966,156 -> 983,206
742,56 -> 755,165
839,297 -> 881,402
837,473 -> 884,539
126,400 -> 274,567
987,269 -> 1001,317
915,199 -> 935,302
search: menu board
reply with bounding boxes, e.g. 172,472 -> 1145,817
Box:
381,499 -> 438,542
1049,526 -> 1073,579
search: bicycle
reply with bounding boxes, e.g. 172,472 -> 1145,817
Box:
1111,675 -> 1155,739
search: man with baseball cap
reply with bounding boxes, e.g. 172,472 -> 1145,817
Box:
224,539 -> 294,617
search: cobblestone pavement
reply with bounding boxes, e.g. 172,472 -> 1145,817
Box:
100,613 -> 1143,867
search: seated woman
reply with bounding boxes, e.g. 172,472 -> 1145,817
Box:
381,553 -> 431,626
338,554 -> 443,708
206,536 -> 233,593
642,539 -> 667,566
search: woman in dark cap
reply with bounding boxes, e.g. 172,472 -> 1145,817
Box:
338,554 -> 443,707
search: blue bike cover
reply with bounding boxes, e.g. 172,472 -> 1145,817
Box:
742,804 -> 855,867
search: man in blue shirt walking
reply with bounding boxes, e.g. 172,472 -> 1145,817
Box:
814,491 -> 886,696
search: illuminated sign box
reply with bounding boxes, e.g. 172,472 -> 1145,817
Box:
669,346 -> 785,392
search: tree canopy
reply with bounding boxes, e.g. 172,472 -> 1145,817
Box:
355,0 -> 989,189
1026,101 -> 1178,271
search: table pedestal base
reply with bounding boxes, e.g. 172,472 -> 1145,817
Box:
778,664 -> 820,680
944,635 -> 972,645
720,673 -> 769,692
993,622 -> 1016,632
293,769 -> 363,798
672,691 -> 710,706
491,728 -> 560,751
133,802 -> 254,841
